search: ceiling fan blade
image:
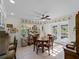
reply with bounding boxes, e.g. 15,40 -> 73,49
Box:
45,15 -> 49,18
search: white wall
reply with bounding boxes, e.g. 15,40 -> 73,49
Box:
68,14 -> 76,42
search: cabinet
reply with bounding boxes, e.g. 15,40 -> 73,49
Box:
64,47 -> 79,59
76,12 -> 79,54
0,31 -> 9,55
64,12 -> 79,59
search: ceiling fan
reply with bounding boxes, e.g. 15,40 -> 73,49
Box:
40,14 -> 50,19
34,11 -> 51,20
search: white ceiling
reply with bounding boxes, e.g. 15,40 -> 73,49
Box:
3,0 -> 79,20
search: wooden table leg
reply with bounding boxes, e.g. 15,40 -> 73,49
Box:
42,42 -> 44,53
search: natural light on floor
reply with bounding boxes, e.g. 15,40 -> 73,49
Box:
46,45 -> 63,56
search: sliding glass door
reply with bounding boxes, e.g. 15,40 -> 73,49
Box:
61,24 -> 68,39
52,23 -> 68,40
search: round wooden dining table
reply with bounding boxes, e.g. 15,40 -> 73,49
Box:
36,37 -> 49,53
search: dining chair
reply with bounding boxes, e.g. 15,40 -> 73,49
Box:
32,34 -> 39,51
47,34 -> 54,51
3,36 -> 17,59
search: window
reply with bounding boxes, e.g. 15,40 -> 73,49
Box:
52,25 -> 57,40
61,24 -> 68,39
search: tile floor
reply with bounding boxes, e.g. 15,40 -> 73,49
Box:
16,43 -> 64,59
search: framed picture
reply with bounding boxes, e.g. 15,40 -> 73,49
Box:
6,24 -> 13,28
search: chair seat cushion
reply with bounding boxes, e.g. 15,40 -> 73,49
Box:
8,45 -> 15,50
3,50 -> 15,59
